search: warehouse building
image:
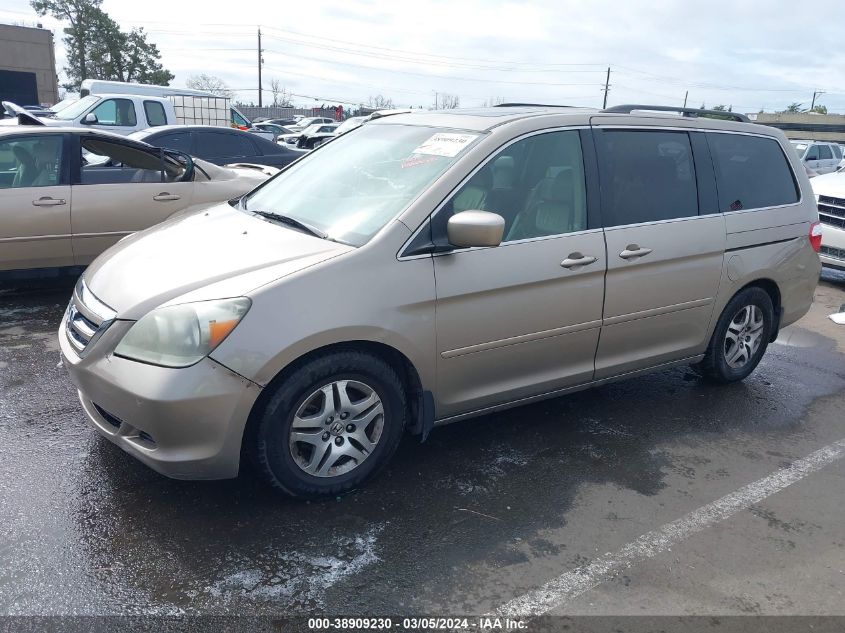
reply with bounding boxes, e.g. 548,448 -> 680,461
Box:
749,112 -> 845,143
0,23 -> 59,106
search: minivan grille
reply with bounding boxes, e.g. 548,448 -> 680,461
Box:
64,280 -> 116,357
821,245 -> 845,261
818,195 -> 845,229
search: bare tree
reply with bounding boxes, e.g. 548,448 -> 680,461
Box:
438,93 -> 460,109
367,94 -> 394,109
186,74 -> 234,99
482,96 -> 505,107
270,79 -> 292,107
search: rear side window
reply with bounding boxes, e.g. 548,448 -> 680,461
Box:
832,145 -> 842,160
143,101 -> 167,127
819,144 -> 833,160
153,132 -> 193,154
706,133 -> 799,212
595,130 -> 698,226
196,132 -> 257,158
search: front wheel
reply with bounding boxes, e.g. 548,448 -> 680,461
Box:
250,351 -> 407,497
693,287 -> 774,383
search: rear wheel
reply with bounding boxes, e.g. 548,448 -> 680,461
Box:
251,351 -> 406,497
694,287 -> 774,383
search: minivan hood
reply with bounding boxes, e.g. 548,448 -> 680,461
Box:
810,171 -> 845,198
84,203 -> 353,319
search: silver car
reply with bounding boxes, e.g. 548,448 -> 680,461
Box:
59,105 -> 821,497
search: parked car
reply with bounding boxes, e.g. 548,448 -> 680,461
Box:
297,116 -> 367,149
129,125 -> 305,169
252,122 -> 294,138
0,127 -> 275,278
279,123 -> 339,146
262,117 -> 300,127
790,140 -> 842,175
810,171 -> 845,272
59,105 -> 820,497
289,116 -> 335,131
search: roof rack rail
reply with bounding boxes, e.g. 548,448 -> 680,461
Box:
602,104 -> 750,123
493,102 -> 574,108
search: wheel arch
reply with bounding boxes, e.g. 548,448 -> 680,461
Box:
241,340 -> 428,467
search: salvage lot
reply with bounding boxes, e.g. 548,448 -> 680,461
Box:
0,271 -> 844,617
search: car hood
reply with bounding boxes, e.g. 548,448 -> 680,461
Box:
810,171 -> 845,198
84,203 -> 353,320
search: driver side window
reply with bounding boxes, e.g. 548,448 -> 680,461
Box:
91,98 -> 137,127
441,130 -> 587,243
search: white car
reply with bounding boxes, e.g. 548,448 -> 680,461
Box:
790,140 -> 843,175
810,171 -> 845,272
0,126 -> 276,278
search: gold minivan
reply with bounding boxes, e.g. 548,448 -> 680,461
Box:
59,105 -> 822,497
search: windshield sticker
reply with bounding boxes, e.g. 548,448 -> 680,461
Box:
412,133 -> 478,157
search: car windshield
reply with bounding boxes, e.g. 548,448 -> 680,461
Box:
53,95 -> 100,120
244,124 -> 481,246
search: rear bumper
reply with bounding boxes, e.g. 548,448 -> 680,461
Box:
60,316 -> 262,480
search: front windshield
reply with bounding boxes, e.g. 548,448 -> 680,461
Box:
791,143 -> 808,156
244,124 -> 481,246
54,95 -> 100,120
50,97 -> 77,113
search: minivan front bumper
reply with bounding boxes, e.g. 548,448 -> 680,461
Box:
59,312 -> 262,480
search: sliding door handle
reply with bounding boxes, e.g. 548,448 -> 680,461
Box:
619,244 -> 653,260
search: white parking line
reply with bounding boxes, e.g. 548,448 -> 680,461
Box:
498,438 -> 845,617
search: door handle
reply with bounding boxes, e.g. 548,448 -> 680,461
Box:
32,196 -> 66,207
153,192 -> 181,201
560,253 -> 598,269
619,244 -> 653,260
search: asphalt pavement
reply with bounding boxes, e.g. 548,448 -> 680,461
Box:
0,271 -> 844,622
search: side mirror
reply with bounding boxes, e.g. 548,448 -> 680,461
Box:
447,210 -> 505,248
82,112 -> 98,124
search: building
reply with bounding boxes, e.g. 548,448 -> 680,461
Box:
0,23 -> 59,106
749,112 -> 845,143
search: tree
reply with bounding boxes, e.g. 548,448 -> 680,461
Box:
368,95 -> 394,109
31,0 -> 172,90
269,79 -> 292,107
482,96 -> 505,107
811,104 -> 828,114
186,74 -> 234,99
784,102 -> 802,113
438,93 -> 460,109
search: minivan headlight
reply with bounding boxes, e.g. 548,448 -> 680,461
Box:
114,298 -> 251,368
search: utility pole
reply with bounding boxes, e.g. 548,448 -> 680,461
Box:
602,67 -> 610,109
683,91 -> 688,108
257,27 -> 263,107
810,90 -> 824,111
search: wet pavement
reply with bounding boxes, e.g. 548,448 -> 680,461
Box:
0,271 -> 844,617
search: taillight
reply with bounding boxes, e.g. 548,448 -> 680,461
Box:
809,221 -> 822,253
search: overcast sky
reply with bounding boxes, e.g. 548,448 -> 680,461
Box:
3,0 -> 845,113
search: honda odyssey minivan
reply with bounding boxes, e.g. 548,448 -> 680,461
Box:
59,105 -> 822,497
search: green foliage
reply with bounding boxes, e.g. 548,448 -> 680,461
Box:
784,102 -> 802,113
811,104 -> 828,114
31,0 -> 173,90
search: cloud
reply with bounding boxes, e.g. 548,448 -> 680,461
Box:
3,0 -> 844,112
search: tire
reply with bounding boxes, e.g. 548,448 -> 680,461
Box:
694,287 -> 774,383
250,351 -> 406,497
